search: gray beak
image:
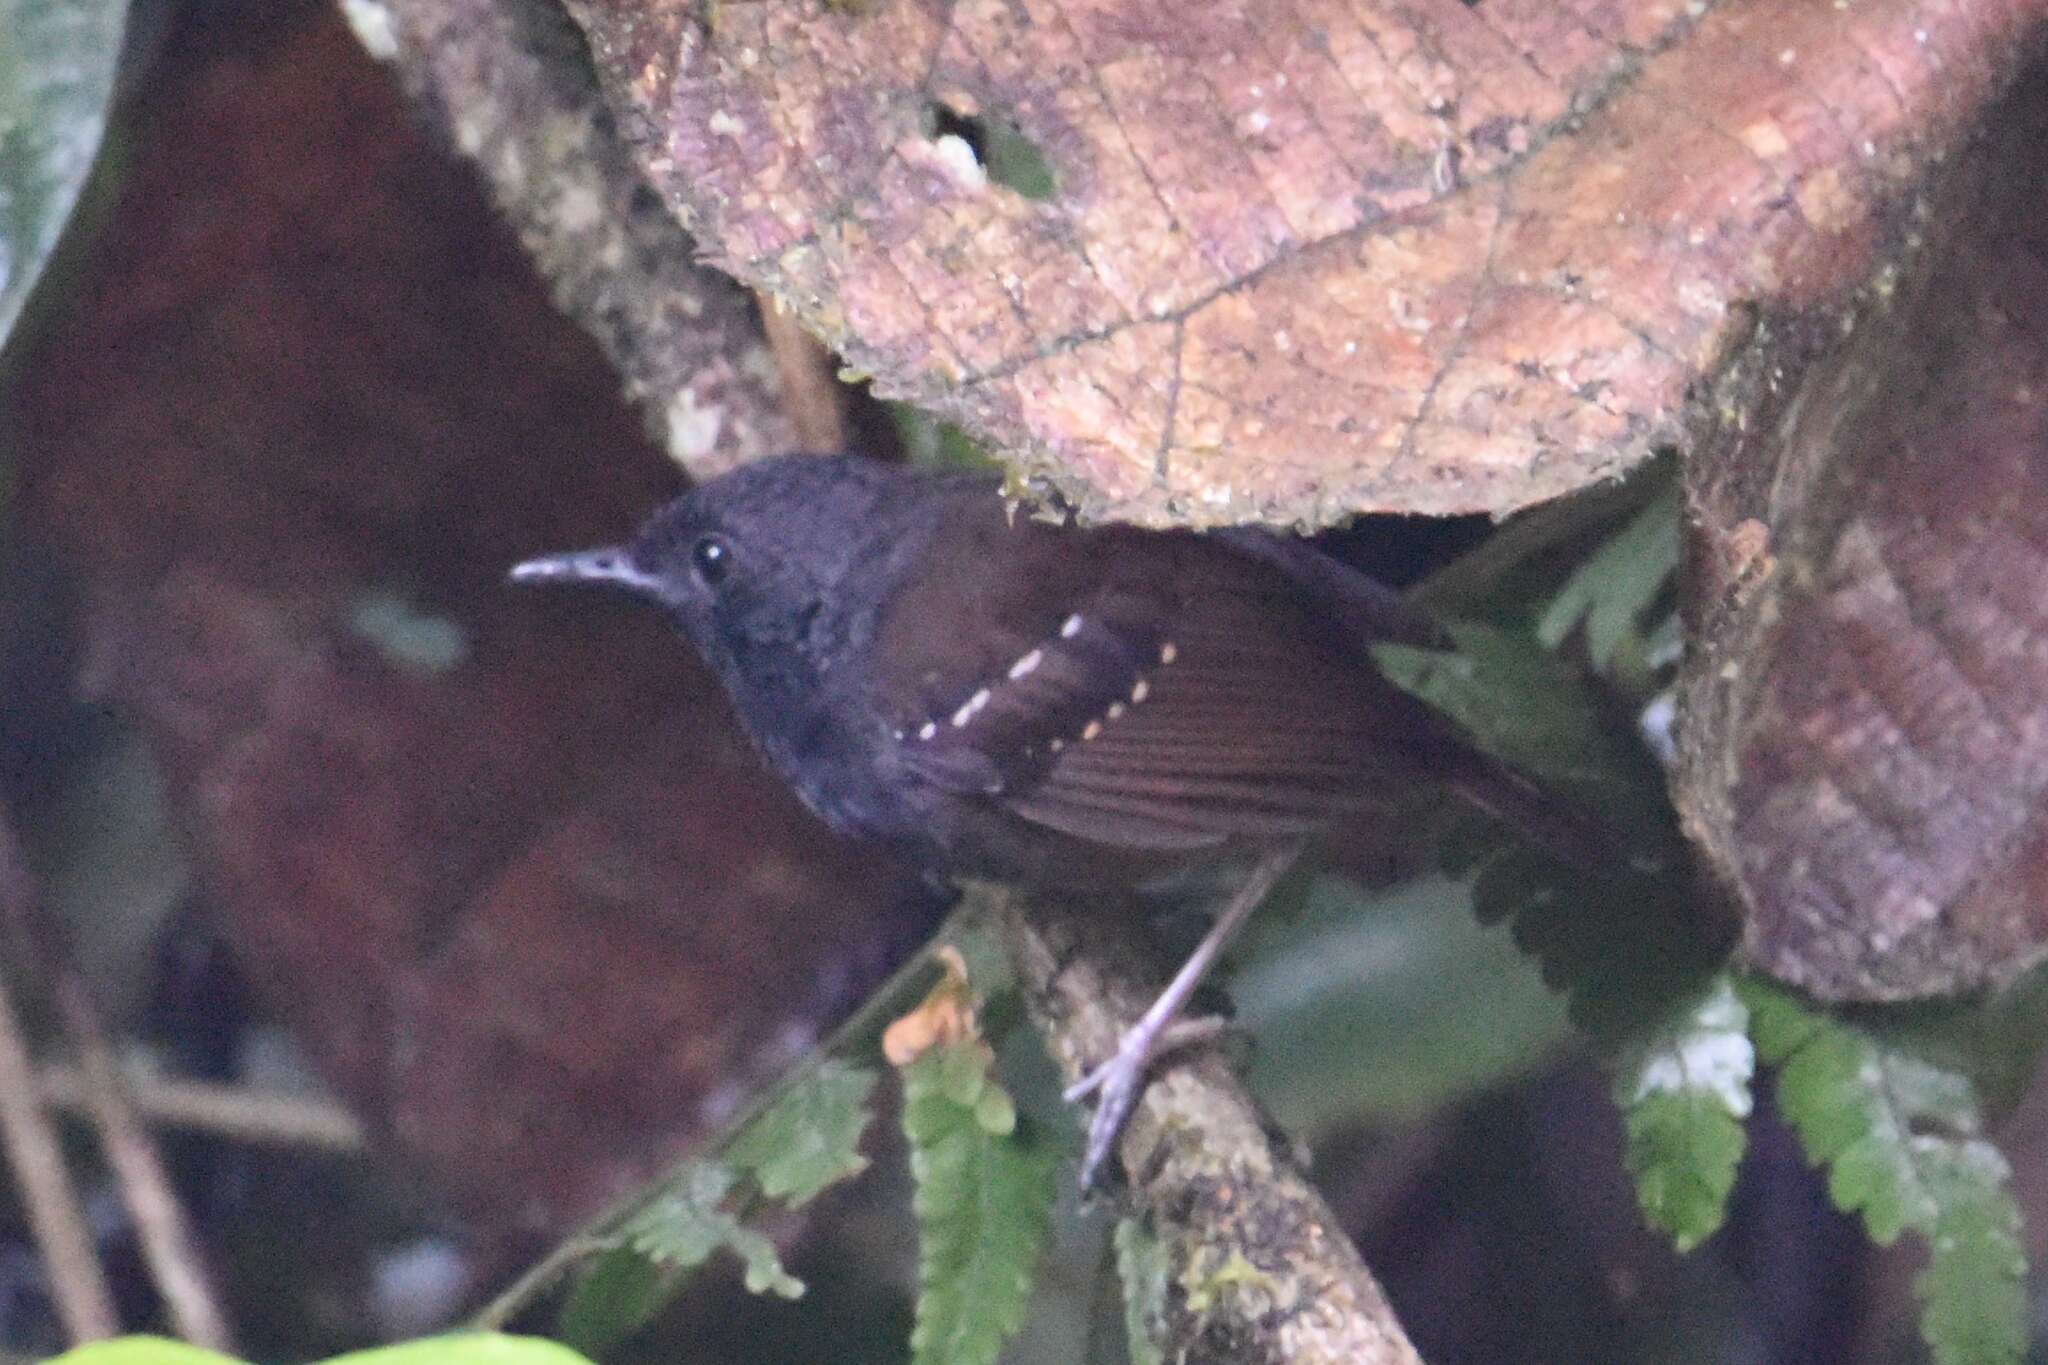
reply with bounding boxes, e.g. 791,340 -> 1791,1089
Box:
507,546 -> 666,598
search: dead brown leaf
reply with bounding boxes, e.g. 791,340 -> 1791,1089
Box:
880,943 -> 977,1065
7,1 -> 932,1238
564,0 -> 2043,525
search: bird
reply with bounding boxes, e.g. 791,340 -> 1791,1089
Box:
510,452 -> 1604,1187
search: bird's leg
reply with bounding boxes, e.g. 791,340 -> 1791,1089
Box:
1065,841 -> 1305,1190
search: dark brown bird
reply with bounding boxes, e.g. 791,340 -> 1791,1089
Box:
511,453 -> 1599,1185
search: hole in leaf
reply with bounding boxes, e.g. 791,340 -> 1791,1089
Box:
924,103 -> 1056,201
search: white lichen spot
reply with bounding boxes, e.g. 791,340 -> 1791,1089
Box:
339,0 -> 399,60
496,144 -> 529,188
555,183 -> 604,234
1387,291 -> 1430,334
665,387 -> 725,462
1625,979 -> 1755,1118
1244,109 -> 1272,135
952,688 -> 991,727
1678,279 -> 1725,317
708,109 -> 744,137
1638,692 -> 1678,766
929,134 -> 989,191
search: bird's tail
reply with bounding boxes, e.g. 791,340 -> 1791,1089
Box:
1441,746 -> 1622,872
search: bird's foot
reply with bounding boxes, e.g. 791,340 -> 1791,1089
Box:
1066,1016 -> 1228,1191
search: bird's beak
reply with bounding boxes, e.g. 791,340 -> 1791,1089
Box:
507,546 -> 666,598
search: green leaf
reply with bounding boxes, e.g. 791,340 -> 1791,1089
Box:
1382,603 -> 1743,1249
0,0 -> 125,351
1624,1092 -> 1748,1254
1376,623 -> 1645,795
1915,1141 -> 2028,1365
902,1039 -> 1056,1365
1742,978 -> 2029,1365
1113,1217 -> 1168,1365
49,1336 -> 597,1365
978,115 -> 1057,201
889,405 -> 1000,471
725,1059 -> 877,1207
1232,871 -> 1571,1133
1614,977 -> 1753,1251
1537,479 -> 1680,674
1373,625 -> 1705,1009
622,1159 -> 804,1300
323,1335 -> 599,1364
1472,843 -> 1719,1042
48,1341 -> 244,1365
555,1246 -> 667,1357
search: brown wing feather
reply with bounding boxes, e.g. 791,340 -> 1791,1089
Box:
1007,623 -> 1405,843
882,515 -> 1448,852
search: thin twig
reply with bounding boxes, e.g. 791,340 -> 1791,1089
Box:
0,956 -> 118,1343
51,965 -> 238,1353
35,1065 -> 365,1153
756,294 -> 848,452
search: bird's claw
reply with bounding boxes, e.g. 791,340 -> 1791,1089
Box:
1067,1016 -> 1229,1191
1070,1040 -> 1148,1192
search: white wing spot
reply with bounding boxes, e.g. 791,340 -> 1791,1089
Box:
1106,702 -> 1126,721
1081,720 -> 1103,741
1159,641 -> 1179,665
1130,679 -> 1149,703
917,721 -> 938,741
1008,648 -> 1043,680
1049,737 -> 1065,752
951,687 -> 992,728
1060,613 -> 1084,639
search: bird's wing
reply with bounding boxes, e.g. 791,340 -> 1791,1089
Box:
884,529 -> 1438,852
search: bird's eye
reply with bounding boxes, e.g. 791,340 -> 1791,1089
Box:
690,534 -> 732,588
